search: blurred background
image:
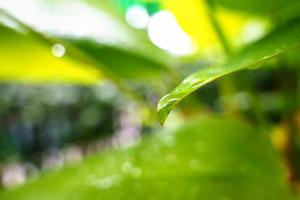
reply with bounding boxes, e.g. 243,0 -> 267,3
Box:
0,0 -> 300,193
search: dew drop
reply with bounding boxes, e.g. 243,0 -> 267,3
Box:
87,175 -> 120,190
98,177 -> 113,189
51,44 -> 66,58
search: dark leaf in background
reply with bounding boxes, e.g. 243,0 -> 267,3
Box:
67,39 -> 170,81
213,0 -> 300,17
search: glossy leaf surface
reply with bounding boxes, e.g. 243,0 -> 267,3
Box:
157,17 -> 300,124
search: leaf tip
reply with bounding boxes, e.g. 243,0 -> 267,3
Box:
157,100 -> 172,126
157,114 -> 166,126
157,110 -> 168,126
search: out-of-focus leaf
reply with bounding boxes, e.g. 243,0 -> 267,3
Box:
213,0 -> 299,15
0,116 -> 291,200
67,39 -> 170,80
157,17 -> 300,125
0,0 -> 173,83
163,0 -> 248,50
276,2 -> 300,25
0,23 -> 101,84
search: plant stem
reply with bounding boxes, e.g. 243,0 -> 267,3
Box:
204,0 -> 239,114
205,1 -> 232,56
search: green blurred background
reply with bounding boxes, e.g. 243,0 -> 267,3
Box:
1,0 -> 300,199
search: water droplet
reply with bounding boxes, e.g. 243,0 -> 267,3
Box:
87,175 -> 120,190
262,55 -> 271,60
125,5 -> 149,29
121,161 -> 142,178
191,78 -> 215,89
98,177 -> 113,189
51,44 -> 66,57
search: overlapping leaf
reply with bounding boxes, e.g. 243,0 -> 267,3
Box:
157,17 -> 300,124
0,0 -> 172,83
0,117 -> 291,200
213,0 -> 299,16
0,23 -> 102,84
66,39 -> 170,80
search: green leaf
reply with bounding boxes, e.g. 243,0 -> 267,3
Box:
0,0 -> 173,82
0,116 -> 291,200
66,39 -> 170,81
0,22 -> 102,84
213,0 -> 299,16
157,17 -> 300,125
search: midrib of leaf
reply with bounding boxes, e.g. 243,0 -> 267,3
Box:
157,17 -> 300,125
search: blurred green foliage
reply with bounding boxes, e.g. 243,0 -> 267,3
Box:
1,0 -> 300,199
0,23 -> 101,84
0,117 -> 291,200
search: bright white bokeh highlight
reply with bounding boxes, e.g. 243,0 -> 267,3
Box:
125,5 -> 149,29
0,0 -> 133,46
242,20 -> 266,44
0,0 -> 195,56
51,44 -> 66,58
147,11 -> 194,56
